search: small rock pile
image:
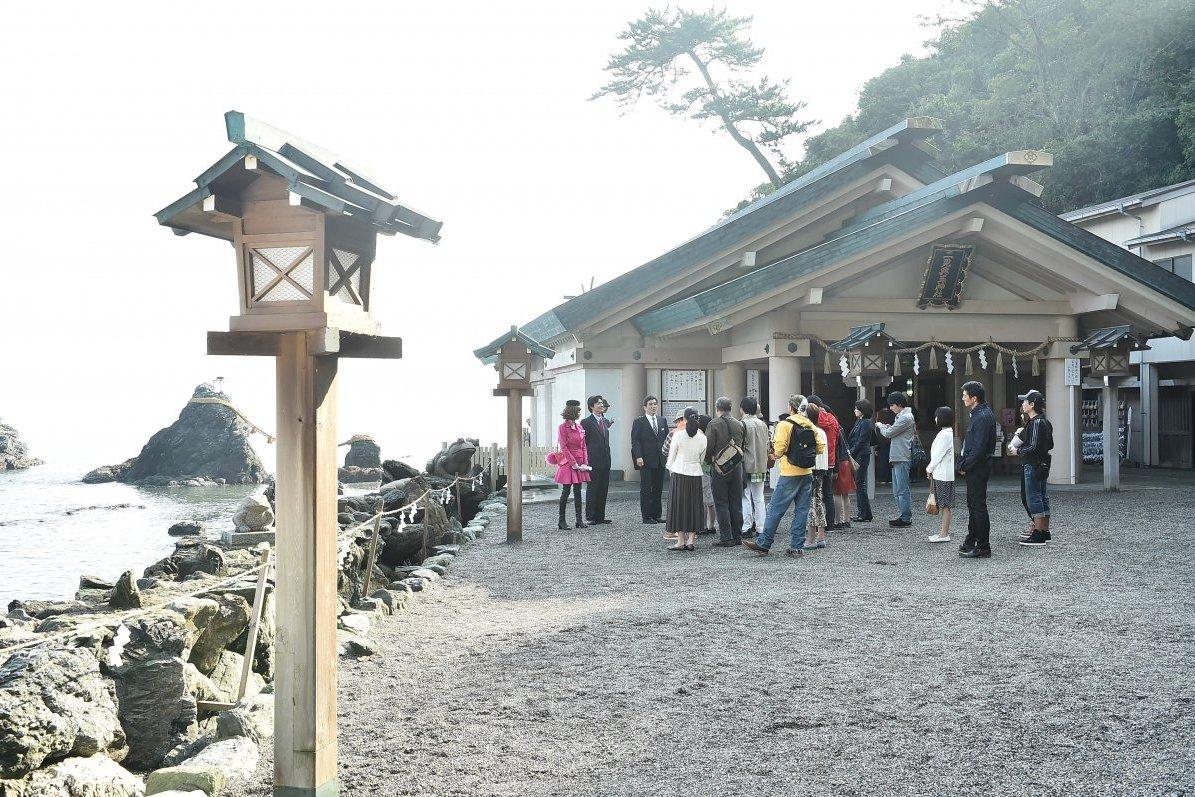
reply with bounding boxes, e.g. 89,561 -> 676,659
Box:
0,420 -> 41,471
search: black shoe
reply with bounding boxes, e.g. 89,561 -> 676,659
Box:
888,518 -> 912,528
731,536 -> 743,545
850,516 -> 872,523
1019,531 -> 1049,547
699,528 -> 717,536
575,519 -> 588,529
959,542 -> 972,552
558,520 -> 570,530
597,519 -> 613,524
959,547 -> 992,558
712,540 -> 737,547
742,531 -> 758,539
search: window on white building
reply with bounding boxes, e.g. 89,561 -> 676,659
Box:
1153,254 -> 1193,281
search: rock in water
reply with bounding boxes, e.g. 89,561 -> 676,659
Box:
0,648 -> 127,778
168,520 -> 204,537
82,384 -> 269,486
231,495 -> 273,532
381,459 -> 420,482
0,420 -> 41,471
342,434 -> 381,468
109,571 -> 142,610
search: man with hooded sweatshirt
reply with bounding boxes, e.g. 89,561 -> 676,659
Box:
1012,389 -> 1053,547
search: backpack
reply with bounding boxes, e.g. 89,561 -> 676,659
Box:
782,418 -> 817,469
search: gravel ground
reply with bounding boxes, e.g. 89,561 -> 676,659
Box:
229,482 -> 1195,797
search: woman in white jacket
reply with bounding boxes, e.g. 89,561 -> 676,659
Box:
926,406 -> 957,542
665,407 -> 708,551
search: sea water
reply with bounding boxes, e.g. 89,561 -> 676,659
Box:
0,461 -> 258,605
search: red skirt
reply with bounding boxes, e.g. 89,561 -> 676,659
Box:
834,459 -> 856,495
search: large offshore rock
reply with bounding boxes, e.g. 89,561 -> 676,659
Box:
83,384 -> 268,487
0,648 -> 127,778
188,594 -> 250,676
0,753 -> 144,797
0,420 -> 41,471
342,435 -> 381,468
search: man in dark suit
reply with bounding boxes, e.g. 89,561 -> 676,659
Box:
581,395 -> 613,524
630,395 -> 668,523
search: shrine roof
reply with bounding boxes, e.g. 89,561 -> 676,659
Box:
474,327 -> 555,364
154,111 -> 442,243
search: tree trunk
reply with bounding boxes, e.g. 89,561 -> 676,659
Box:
686,51 -> 783,188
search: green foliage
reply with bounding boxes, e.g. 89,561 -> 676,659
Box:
738,0 -> 1195,214
592,7 -> 814,186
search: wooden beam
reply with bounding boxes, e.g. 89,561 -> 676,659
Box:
1069,293 -> 1119,314
208,330 -> 402,359
203,194 -> 244,217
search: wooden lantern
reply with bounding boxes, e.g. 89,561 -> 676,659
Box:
831,323 -> 900,378
156,111 -> 442,797
1072,325 -> 1148,378
155,111 -> 442,336
474,327 -> 554,543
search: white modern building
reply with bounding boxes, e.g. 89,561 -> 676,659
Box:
1062,179 -> 1195,469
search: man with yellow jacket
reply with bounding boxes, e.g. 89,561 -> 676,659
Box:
744,394 -> 825,557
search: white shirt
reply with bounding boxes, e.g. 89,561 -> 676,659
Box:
666,429 -> 707,477
813,426 -> 829,471
927,427 -> 956,481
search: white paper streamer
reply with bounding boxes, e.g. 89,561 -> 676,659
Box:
913,352 -> 921,376
945,351 -> 955,374
1012,356 -> 1019,378
838,354 -> 850,379
978,349 -> 988,370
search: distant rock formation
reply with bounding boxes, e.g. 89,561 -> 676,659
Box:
0,420 -> 42,470
83,385 -> 269,486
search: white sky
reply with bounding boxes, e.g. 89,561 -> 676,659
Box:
1,0 -> 953,470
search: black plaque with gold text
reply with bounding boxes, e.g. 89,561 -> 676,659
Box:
917,243 -> 975,309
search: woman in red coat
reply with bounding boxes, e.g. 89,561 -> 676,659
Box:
552,400 -> 591,530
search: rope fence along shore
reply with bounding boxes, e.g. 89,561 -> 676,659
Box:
2,473 -> 488,661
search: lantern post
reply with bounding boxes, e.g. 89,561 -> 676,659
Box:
155,112 -> 442,797
474,327 -> 554,543
1072,326 -> 1148,491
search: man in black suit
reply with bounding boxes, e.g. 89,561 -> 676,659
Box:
630,395 -> 669,523
581,395 -> 613,524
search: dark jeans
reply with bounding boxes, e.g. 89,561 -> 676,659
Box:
854,451 -> 872,520
585,467 -> 610,522
964,462 -> 992,551
823,470 -> 836,528
711,466 -> 744,543
639,466 -> 664,521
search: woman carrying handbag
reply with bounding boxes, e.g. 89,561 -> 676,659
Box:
926,406 -> 956,543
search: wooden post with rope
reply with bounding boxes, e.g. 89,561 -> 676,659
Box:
361,498 -> 384,598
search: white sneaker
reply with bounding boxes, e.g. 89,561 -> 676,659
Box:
927,535 -> 951,543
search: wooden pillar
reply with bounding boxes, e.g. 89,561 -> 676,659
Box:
506,389 -> 523,541
1102,381 -> 1120,490
274,332 -> 338,797
768,355 -> 801,420
620,363 -> 646,482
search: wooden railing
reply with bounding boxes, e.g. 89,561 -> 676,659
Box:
474,442 -> 556,486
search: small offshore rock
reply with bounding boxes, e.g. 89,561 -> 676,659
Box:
231,495 -> 273,533
78,574 -> 117,591
168,520 -> 205,537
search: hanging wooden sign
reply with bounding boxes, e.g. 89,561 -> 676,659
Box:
917,244 -> 975,310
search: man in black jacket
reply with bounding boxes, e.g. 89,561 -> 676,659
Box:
958,381 -> 997,558
581,395 -> 613,524
630,395 -> 669,523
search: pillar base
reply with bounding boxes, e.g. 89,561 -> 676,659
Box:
275,782 -> 338,797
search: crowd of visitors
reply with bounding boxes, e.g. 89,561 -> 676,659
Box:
550,382 -> 1055,559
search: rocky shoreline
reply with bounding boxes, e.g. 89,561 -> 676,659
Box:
0,421 -> 40,471
1,440 -> 502,796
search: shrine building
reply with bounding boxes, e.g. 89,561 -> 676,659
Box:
477,118 -> 1195,484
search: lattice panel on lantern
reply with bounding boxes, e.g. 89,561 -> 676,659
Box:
328,248 -> 363,305
250,247 -> 314,303
502,362 -> 529,381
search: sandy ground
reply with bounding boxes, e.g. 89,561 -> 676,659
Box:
229,482 -> 1195,797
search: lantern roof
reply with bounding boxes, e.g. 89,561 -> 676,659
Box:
827,323 -> 903,351
474,326 -> 555,364
154,111 -> 442,243
1070,325 -> 1150,353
